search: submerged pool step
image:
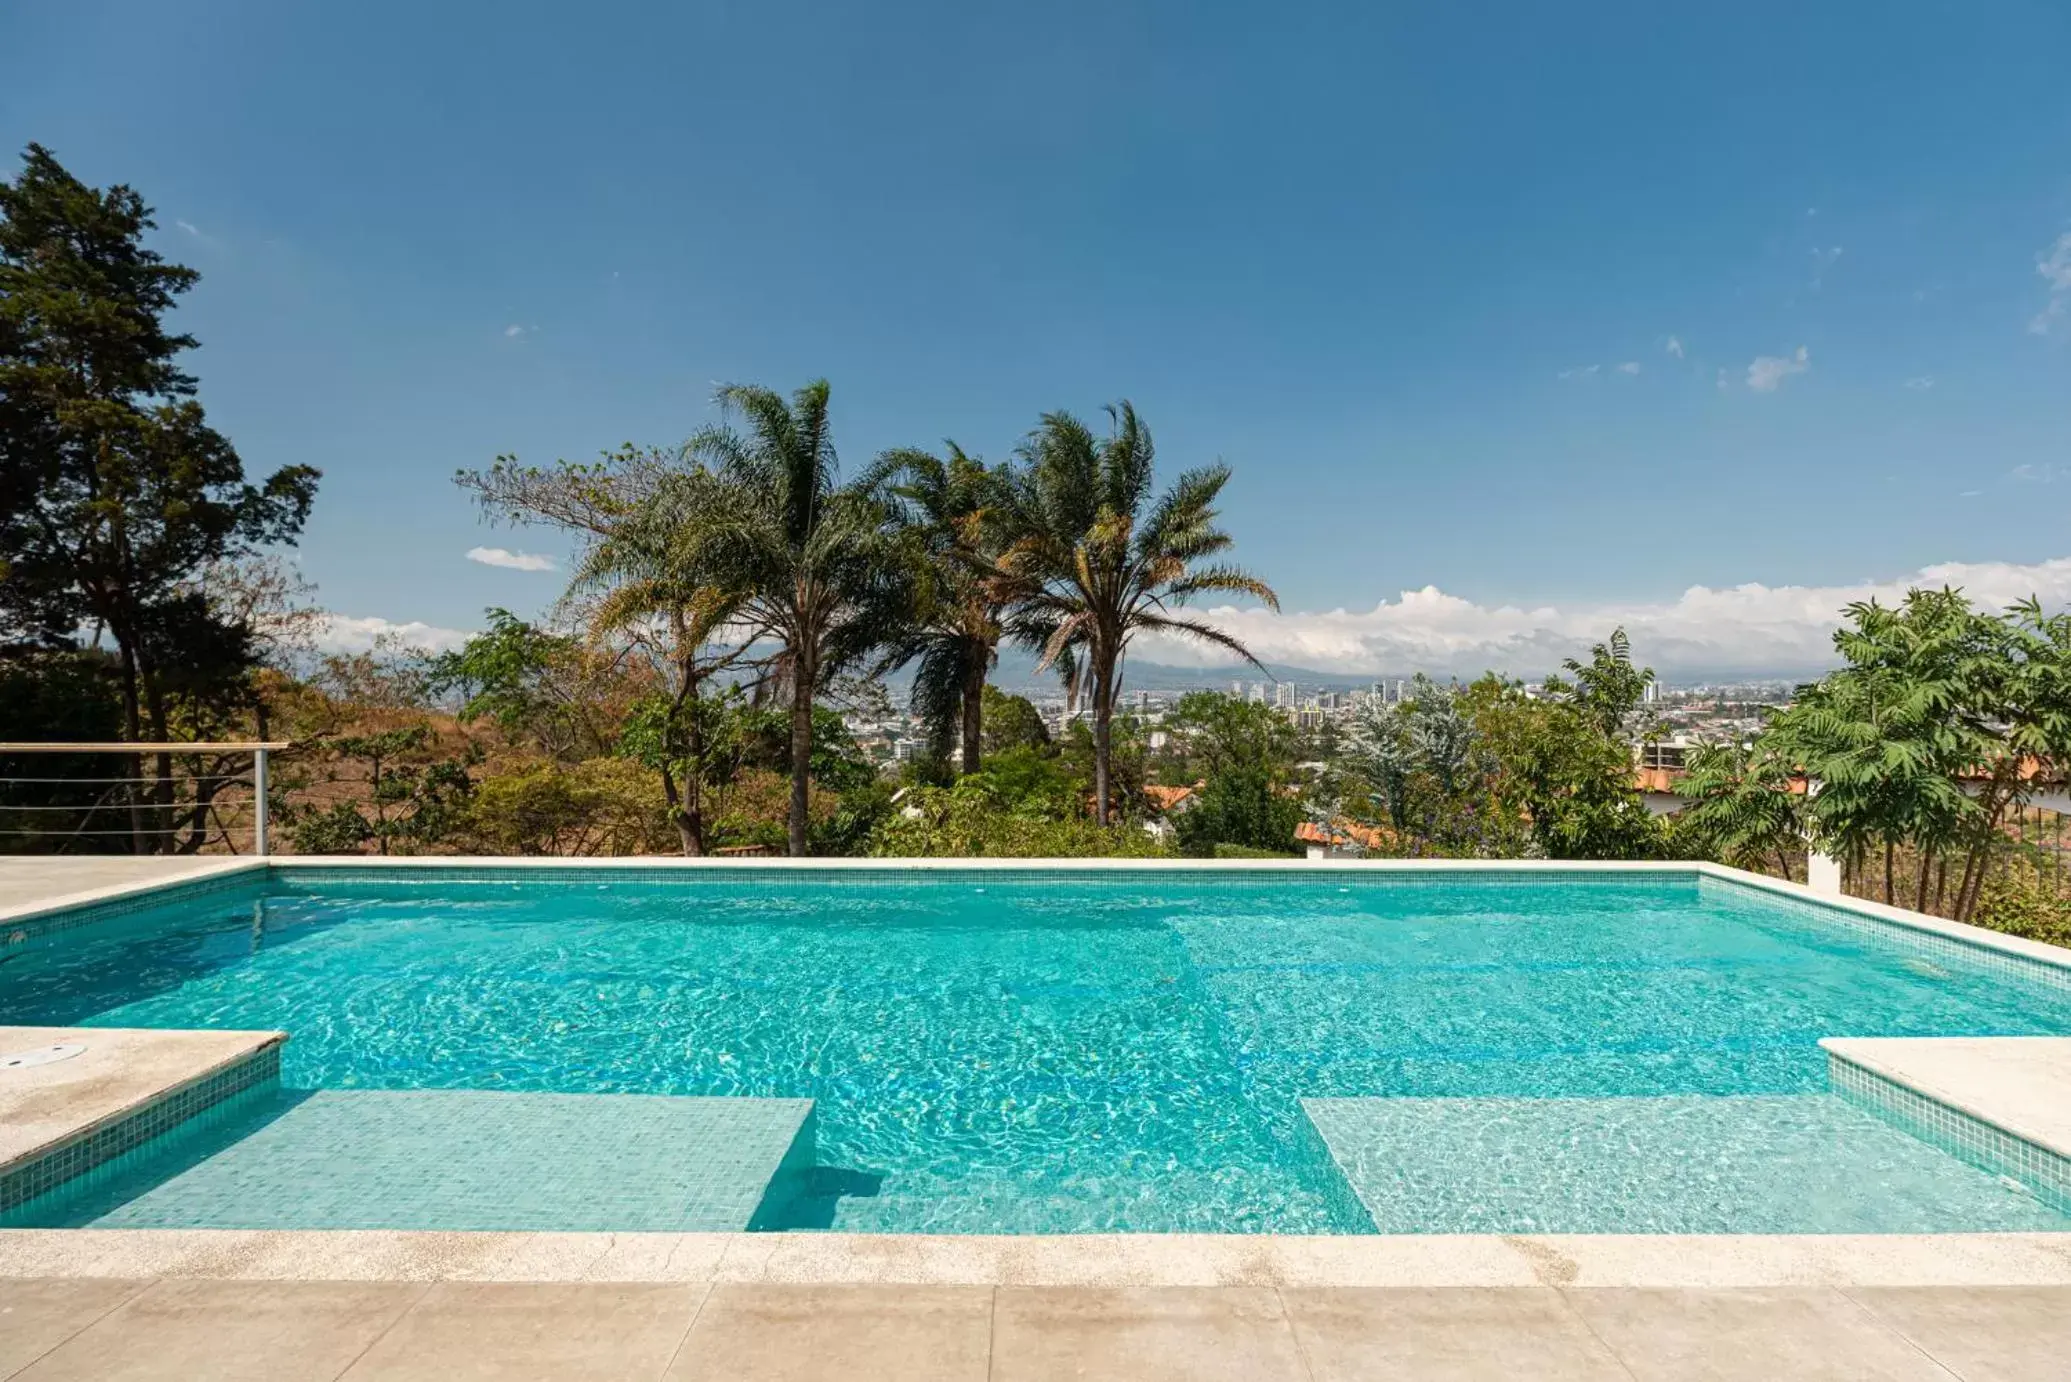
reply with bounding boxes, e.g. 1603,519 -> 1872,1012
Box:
15,1088 -> 816,1233
1300,1093 -> 2071,1235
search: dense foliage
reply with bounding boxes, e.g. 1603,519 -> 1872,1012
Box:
0,145 -> 319,851
1680,590 -> 2071,921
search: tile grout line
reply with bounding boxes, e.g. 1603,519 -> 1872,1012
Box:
655,1279 -> 716,1380
1552,1288 -> 1643,1382
1273,1285 -> 1321,1382
0,1275 -> 159,1382
1831,1286 -> 1968,1382
328,1280 -> 435,1381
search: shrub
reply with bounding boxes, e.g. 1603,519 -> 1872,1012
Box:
866,780 -> 1173,858
1211,842 -> 1297,860
1971,867 -> 2071,948
464,758 -> 669,856
1175,769 -> 1303,857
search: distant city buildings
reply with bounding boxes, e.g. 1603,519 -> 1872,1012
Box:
841,672 -> 1793,770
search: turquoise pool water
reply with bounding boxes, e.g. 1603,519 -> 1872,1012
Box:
6,868 -> 2071,1233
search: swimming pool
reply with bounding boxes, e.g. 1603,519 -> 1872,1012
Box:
6,865 -> 2071,1234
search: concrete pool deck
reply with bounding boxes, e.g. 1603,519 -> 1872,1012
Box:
0,856 -> 256,917
4,1272 -> 2071,1380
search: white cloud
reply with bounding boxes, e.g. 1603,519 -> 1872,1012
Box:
315,615 -> 472,655
1614,361 -> 1641,375
2011,463 -> 2071,484
1903,376 -> 1934,391
171,218 -> 222,249
1134,556 -> 2071,680
1745,346 -> 1810,393
467,546 -> 556,572
1664,336 -> 1684,360
2031,232 -> 2071,335
2038,233 -> 2071,291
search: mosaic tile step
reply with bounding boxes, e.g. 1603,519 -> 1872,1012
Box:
1824,1037 -> 2071,1215
0,1024 -> 286,1217
1299,1093 -> 2071,1234
10,1087 -> 818,1233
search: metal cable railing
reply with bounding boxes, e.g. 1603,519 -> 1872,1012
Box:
0,742 -> 288,856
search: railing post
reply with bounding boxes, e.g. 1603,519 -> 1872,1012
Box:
253,747 -> 270,858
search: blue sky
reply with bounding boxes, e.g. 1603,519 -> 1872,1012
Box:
5,1 -> 2071,676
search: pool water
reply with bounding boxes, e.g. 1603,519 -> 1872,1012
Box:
5,868 -> 2071,1234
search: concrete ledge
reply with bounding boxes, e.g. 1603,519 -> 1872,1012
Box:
0,1027 -> 286,1218
1825,1037 -> 2071,1214
0,857 -> 264,928
1822,1037 -> 2071,1161
4,1229 -> 2071,1288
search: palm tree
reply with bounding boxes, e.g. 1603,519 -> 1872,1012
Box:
685,380 -> 908,855
865,443 -> 1005,775
996,403 -> 1277,826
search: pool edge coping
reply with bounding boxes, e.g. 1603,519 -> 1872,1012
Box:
0,857 -> 267,930
5,1227 -> 2071,1288
8,854 -> 2062,977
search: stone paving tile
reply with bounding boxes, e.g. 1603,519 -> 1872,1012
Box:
0,1278 -> 150,1379
1849,1286 -> 2071,1382
990,1287 -> 1310,1382
1564,1287 -> 1956,1381
338,1281 -> 705,1381
1283,1287 -> 1631,1380
665,1285 -> 992,1382
12,1280 -> 425,1382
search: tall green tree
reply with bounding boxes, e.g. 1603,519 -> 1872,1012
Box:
1767,590 -> 2071,918
683,380 -> 909,855
996,404 -> 1276,825
1462,632 -> 1663,860
866,443 -> 1005,774
979,685 -> 1051,756
0,144 -> 318,850
1160,689 -> 1299,785
1676,740 -> 1807,881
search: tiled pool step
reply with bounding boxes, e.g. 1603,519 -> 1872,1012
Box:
1300,1093 -> 2071,1234
6,1088 -> 819,1233
1824,1036 -> 2071,1215
0,1025 -> 285,1219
